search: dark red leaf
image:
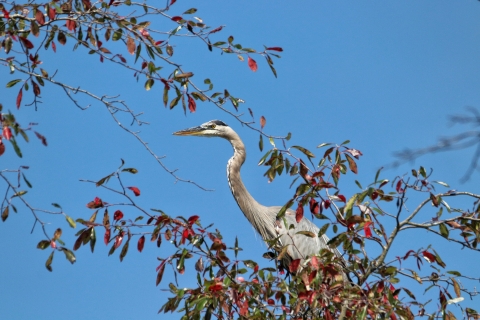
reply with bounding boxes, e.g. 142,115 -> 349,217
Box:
104,229 -> 111,245
66,19 -> 76,31
187,94 -> 196,113
323,200 -> 331,209
396,180 -> 404,193
34,131 -> 47,146
137,235 -> 145,252
171,16 -> 183,22
422,251 -> 436,263
289,259 -> 301,273
127,186 -> 140,196
126,36 -> 135,55
295,204 -> 304,223
48,7 -> 56,20
0,142 -> 5,156
51,41 -> 56,53
260,116 -> 266,130
35,10 -> 45,25
32,80 -> 41,96
155,40 -> 164,46
266,47 -> 283,52
248,57 -> 258,72
267,299 -> 275,305
3,127 -> 12,140
156,262 -> 166,286
19,37 -> 34,49
430,193 -> 439,207
337,195 -> 346,203
209,284 -> 223,292
113,210 -> 124,221
208,26 -> 223,34
16,88 -> 23,109
170,0 -> 177,5
188,215 -> 199,225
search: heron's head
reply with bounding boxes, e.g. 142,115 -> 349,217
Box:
173,120 -> 230,138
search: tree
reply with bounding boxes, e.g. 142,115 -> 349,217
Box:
1,1 -> 480,319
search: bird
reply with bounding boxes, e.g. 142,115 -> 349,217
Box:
173,120 -> 342,271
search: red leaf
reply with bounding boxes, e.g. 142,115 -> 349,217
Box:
0,142 -> 5,156
35,10 -> 45,25
323,200 -> 331,209
127,186 -> 141,196
2,8 -> 10,19
51,41 -> 56,53
86,197 -> 104,209
181,228 -> 189,244
113,210 -> 124,221
34,131 -> 47,146
188,215 -> 199,225
248,57 -> 258,72
137,235 -> 145,252
377,280 -> 384,293
208,26 -> 223,34
422,251 -> 436,263
114,233 -> 123,249
337,195 -> 346,203
364,221 -> 372,238
3,127 -> 12,140
126,36 -> 135,55
260,116 -> 266,130
32,80 -> 41,96
16,88 -> 23,109
66,19 -> 76,31
266,47 -> 283,52
267,299 -> 274,305
104,229 -> 111,245
170,0 -> 177,5
187,94 -> 196,113
208,284 -> 223,292
155,40 -> 164,46
309,198 -> 320,214
48,7 -> 56,20
295,204 -> 304,223
19,37 -> 34,49
289,259 -> 301,273
310,256 -> 319,270
171,16 -> 183,22
396,180 -> 404,193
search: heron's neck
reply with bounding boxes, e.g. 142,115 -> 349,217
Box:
226,134 -> 263,222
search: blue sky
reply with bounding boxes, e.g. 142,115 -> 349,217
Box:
1,1 -> 480,318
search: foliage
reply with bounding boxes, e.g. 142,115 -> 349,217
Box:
1,1 -> 480,319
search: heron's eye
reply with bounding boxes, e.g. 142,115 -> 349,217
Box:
210,124 -> 216,129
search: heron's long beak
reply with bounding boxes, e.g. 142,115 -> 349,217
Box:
173,126 -> 205,136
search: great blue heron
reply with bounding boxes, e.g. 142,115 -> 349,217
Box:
174,120 -> 341,270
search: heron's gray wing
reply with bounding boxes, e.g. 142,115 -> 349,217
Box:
268,206 -> 341,261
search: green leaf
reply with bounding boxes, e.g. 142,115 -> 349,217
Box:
90,228 -> 96,253
258,134 -> 263,152
433,180 -> 450,188
439,223 -> 449,238
6,79 -> 22,88
52,203 -> 62,209
257,150 -> 272,166
37,240 -> 51,250
45,251 -> 54,272
317,142 -> 331,148
344,194 -> 357,218
10,138 -> 22,158
66,215 -> 76,228
291,145 -> 315,158
120,240 -> 129,262
276,199 -> 294,219
296,231 -> 316,238
183,8 -> 197,14
447,270 -> 462,276
145,78 -> 154,91
112,28 -> 123,41
317,223 -> 330,237
22,174 -> 32,188
419,166 -> 427,178
285,132 -> 291,141
61,248 -> 76,264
